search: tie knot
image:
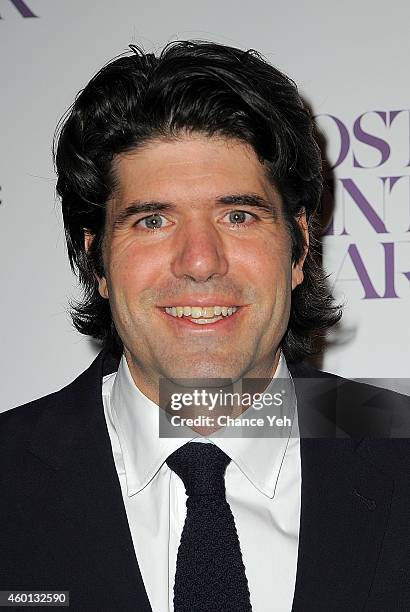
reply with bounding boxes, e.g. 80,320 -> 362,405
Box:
166,443 -> 231,498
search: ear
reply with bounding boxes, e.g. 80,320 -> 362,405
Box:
291,209 -> 309,291
84,229 -> 109,299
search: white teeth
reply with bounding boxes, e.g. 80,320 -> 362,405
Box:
164,305 -> 238,319
191,307 -> 202,319
202,307 -> 215,318
191,316 -> 223,324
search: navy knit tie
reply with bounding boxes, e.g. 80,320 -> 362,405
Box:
166,443 -> 252,612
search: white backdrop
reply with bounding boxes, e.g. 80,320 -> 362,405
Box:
1,0 -> 409,409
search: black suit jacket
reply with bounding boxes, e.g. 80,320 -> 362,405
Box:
1,350 -> 409,611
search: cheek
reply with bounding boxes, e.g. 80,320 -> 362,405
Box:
108,240 -> 166,297
231,235 -> 292,289
236,238 -> 293,333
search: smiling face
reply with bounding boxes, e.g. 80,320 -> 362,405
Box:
95,134 -> 307,402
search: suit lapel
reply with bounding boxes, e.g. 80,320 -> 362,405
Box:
23,350 -> 152,611
289,364 -> 394,611
291,438 -> 393,611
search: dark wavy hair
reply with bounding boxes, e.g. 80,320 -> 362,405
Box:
54,40 -> 341,363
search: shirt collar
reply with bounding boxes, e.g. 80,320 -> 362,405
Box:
108,355 -> 189,496
213,355 -> 298,498
107,353 -> 297,499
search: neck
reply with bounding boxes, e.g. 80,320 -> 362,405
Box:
123,349 -> 283,436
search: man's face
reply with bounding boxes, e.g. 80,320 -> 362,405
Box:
96,134 -> 307,401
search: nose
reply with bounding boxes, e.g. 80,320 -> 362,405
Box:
170,220 -> 229,282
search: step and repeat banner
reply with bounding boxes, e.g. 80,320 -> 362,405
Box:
1,0 -> 409,408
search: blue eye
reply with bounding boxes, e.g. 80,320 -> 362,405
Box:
137,214 -> 167,230
230,211 -> 246,223
227,210 -> 255,225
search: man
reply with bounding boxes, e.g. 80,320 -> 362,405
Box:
1,41 -> 409,611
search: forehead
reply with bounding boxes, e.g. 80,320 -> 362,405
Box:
110,134 -> 278,207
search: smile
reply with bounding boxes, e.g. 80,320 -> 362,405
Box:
164,305 -> 238,325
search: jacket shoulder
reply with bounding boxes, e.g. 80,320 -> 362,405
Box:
0,349 -> 114,451
289,360 -> 410,443
0,392 -> 60,448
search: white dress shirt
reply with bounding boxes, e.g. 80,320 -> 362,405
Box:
102,354 -> 301,612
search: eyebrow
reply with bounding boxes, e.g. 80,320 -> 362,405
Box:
218,194 -> 277,217
112,193 -> 278,228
